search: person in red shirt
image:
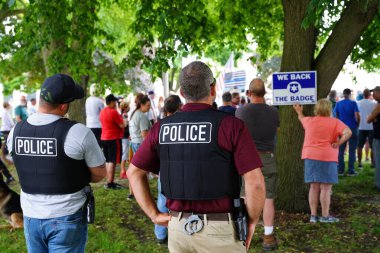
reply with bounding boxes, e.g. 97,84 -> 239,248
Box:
100,94 -> 125,190
127,61 -> 265,252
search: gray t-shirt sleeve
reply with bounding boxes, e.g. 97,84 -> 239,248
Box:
139,113 -> 151,132
65,123 -> 105,168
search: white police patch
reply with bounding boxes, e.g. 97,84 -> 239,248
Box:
159,122 -> 212,144
15,137 -> 57,157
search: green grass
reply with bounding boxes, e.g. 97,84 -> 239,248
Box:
0,162 -> 379,253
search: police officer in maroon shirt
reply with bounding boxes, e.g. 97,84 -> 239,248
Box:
127,61 -> 265,252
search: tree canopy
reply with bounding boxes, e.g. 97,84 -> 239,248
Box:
1,0 -> 379,96
0,0 -> 379,211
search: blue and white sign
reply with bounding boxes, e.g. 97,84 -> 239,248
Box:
272,71 -> 317,105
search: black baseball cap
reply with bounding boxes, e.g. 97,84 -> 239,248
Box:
343,88 -> 351,95
105,94 -> 118,104
40,74 -> 84,104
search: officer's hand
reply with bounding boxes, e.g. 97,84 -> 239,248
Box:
245,223 -> 256,250
152,212 -> 171,227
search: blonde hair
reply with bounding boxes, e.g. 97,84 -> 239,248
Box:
120,101 -> 130,111
314,99 -> 332,117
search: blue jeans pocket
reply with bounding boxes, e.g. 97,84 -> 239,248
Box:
49,211 -> 87,252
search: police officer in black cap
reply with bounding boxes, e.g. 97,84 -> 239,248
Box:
8,74 -> 106,253
128,61 -> 265,252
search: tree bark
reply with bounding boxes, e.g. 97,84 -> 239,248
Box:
276,0 -> 317,212
69,75 -> 88,124
0,9 -> 24,21
67,1 -> 96,124
169,67 -> 177,92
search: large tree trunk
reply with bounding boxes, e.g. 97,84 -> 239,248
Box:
276,0 -> 317,212
277,0 -> 378,212
67,1 -> 96,124
68,75 -> 88,123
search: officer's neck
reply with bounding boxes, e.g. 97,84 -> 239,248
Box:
186,98 -> 213,106
38,107 -> 66,117
250,96 -> 265,104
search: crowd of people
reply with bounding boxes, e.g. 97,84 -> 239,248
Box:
0,61 -> 379,253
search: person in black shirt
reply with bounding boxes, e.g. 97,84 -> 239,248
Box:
367,86 -> 380,190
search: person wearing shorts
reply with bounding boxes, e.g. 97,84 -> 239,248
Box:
100,94 -> 125,190
294,99 -> 352,223
236,78 -> 279,251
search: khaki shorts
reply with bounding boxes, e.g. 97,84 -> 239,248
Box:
241,152 -> 277,199
168,213 -> 246,253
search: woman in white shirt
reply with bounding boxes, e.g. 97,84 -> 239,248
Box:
0,102 -> 15,183
1,102 -> 14,160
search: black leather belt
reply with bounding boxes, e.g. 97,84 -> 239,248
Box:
170,211 -> 230,221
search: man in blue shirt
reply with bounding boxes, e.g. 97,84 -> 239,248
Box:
218,92 -> 237,115
334,88 -> 360,176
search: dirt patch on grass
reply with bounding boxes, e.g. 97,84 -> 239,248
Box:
266,193 -> 380,252
119,201 -> 154,242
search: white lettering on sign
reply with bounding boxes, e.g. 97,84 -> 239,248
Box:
159,122 -> 212,144
15,137 -> 57,157
277,74 -> 288,81
290,95 -> 315,102
290,73 -> 311,80
275,97 -> 288,102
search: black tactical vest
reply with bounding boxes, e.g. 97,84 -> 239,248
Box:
159,109 -> 241,200
374,104 -> 380,140
12,119 -> 90,194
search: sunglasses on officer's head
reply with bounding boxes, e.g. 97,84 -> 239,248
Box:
210,78 -> 216,87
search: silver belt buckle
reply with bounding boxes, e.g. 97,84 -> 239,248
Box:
183,214 -> 204,235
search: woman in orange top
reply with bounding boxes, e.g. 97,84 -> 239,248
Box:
293,99 -> 351,223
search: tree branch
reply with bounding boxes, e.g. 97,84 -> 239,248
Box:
315,0 -> 378,97
0,9 -> 25,21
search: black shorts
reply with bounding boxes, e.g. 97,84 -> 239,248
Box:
102,139 -> 122,164
358,130 -> 373,148
90,128 -> 102,147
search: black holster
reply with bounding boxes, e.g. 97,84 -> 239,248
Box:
233,198 -> 248,241
84,185 -> 95,224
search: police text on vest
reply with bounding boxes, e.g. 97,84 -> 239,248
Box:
159,122 -> 212,144
15,137 -> 57,157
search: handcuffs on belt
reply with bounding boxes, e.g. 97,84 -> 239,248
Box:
182,214 -> 204,235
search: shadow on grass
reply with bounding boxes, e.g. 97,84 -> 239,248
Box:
0,163 -> 379,252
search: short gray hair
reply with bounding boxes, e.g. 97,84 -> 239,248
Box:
180,61 -> 214,101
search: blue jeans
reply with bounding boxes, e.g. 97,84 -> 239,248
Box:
338,127 -> 358,174
131,142 -> 141,154
24,208 -> 87,253
372,139 -> 380,189
154,177 -> 168,240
